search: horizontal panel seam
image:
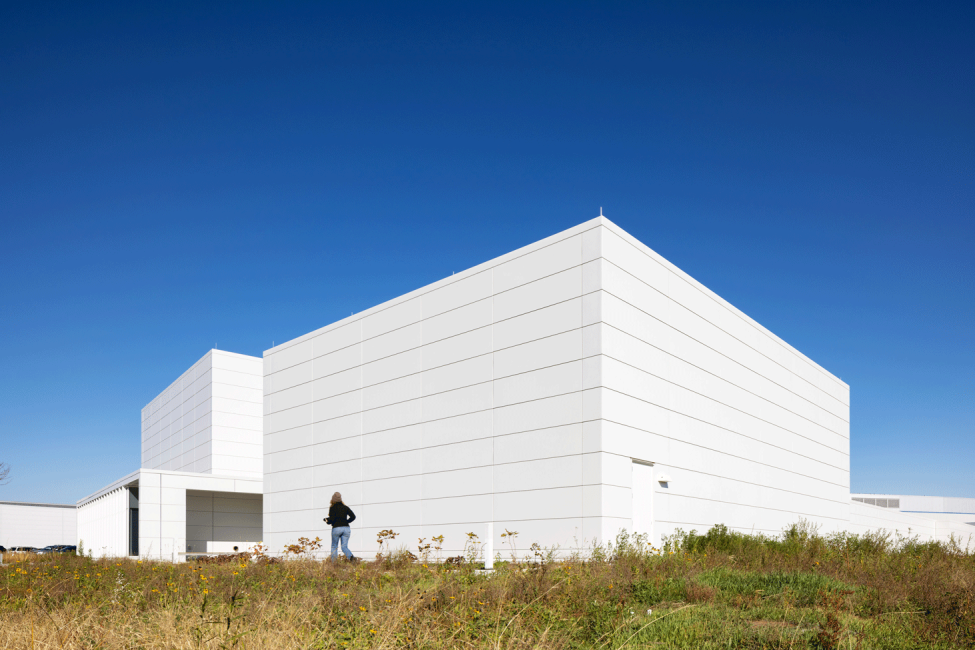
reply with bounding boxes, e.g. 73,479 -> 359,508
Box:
600,385 -> 850,457
604,234 -> 847,392
659,492 -> 854,521
601,319 -> 849,428
267,292 -> 597,380
265,223 -> 601,356
600,448 -> 848,491
600,348 -> 849,441
271,332 -> 593,398
598,415 -> 850,472
600,280 -> 849,414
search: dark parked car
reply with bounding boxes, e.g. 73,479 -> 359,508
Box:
37,545 -> 76,554
8,547 -> 36,552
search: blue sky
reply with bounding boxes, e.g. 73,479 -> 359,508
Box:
0,1 -> 971,504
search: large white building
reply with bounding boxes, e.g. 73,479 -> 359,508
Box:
261,217 -> 858,557
44,216 -> 971,560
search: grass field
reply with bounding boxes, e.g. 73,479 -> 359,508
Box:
1,523 -> 973,649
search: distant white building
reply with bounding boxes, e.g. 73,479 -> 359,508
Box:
849,493 -> 975,544
0,501 -> 76,548
16,215 -> 967,560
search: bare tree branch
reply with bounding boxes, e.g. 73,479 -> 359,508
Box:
0,462 -> 10,485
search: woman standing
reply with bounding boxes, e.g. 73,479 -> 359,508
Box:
324,492 -> 357,561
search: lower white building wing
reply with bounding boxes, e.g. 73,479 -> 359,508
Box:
76,468 -> 262,561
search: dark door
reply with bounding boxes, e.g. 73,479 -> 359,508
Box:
129,508 -> 139,556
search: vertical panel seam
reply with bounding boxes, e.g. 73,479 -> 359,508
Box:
581,236 -> 585,540
491,262 -> 496,530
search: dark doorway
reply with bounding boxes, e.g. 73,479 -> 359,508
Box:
128,487 -> 139,556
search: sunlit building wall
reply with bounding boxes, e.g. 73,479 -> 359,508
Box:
261,217 -> 852,557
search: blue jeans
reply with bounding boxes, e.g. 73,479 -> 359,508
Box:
331,526 -> 353,560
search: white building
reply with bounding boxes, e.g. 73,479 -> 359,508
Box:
0,501 -> 77,548
261,216 -> 860,557
76,350 -> 264,559
30,215 -> 968,560
849,493 -> 975,545
141,349 -> 263,478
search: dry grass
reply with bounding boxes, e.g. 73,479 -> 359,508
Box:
1,523 -> 973,648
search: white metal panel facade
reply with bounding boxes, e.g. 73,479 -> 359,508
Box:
593,222 -> 851,543
186,490 -> 263,553
262,217 -> 852,557
138,469 -> 263,561
846,501 -> 975,545
263,221 -> 601,557
141,350 -> 263,478
850,493 -> 975,530
77,468 -> 263,560
77,486 -> 129,558
631,463 -> 654,541
0,502 -> 77,548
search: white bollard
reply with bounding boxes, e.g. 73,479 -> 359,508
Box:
484,522 -> 494,570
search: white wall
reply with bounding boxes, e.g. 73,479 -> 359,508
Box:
142,353 -> 213,473
908,496 -> 975,514
936,520 -> 975,547
142,350 -> 263,478
263,217 -> 851,557
77,487 -> 130,558
186,490 -> 262,553
138,469 -> 263,561
864,494 -> 975,516
847,502 -> 975,546
264,220 -> 604,557
849,502 -> 938,539
592,222 -> 851,544
0,502 -> 77,548
211,352 -> 264,477
78,469 -> 262,561
849,494 -> 975,544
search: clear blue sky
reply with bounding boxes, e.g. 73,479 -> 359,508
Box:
1,2 -> 971,504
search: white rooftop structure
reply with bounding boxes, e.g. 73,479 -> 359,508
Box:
77,350 -> 264,560
141,350 -> 263,478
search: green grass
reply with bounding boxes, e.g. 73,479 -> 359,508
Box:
695,568 -> 856,606
1,523 -> 973,648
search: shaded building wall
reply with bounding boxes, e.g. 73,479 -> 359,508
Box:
186,490 -> 262,553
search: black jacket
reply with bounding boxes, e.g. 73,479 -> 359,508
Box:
325,502 -> 356,528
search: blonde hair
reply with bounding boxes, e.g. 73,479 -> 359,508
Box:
330,492 -> 343,505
